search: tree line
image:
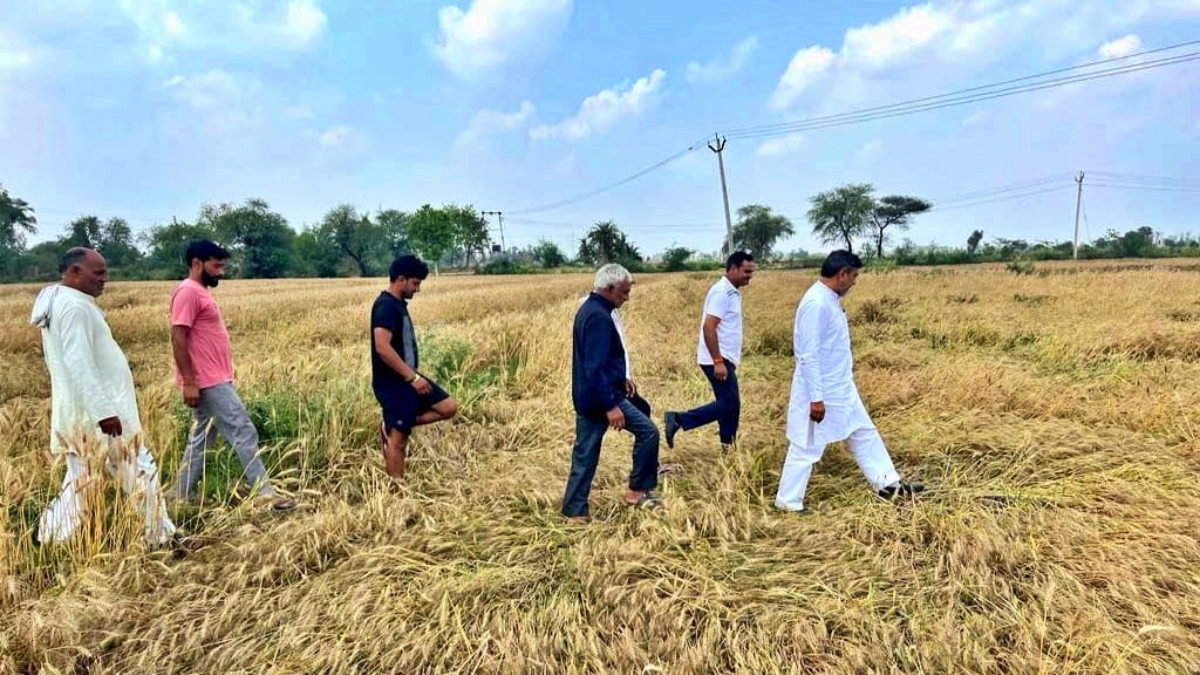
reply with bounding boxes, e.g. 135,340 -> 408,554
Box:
0,189 -> 502,281
2,182 -> 1196,283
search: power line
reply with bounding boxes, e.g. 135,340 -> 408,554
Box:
499,39 -> 1199,218
506,216 -> 723,231
930,173 -> 1075,206
927,185 -> 1077,212
724,51 -> 1200,140
722,38 -> 1200,139
1088,171 -> 1200,184
1088,183 -> 1200,193
504,136 -> 712,216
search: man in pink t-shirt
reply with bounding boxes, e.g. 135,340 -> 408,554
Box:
168,240 -> 295,511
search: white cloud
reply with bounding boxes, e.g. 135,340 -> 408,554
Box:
229,0 -> 328,50
686,36 -> 758,83
119,0 -> 327,65
0,49 -> 33,71
530,68 -> 665,141
755,133 -> 804,158
770,46 -> 834,110
763,0 -> 1200,113
0,31 -> 36,75
275,0 -> 326,48
841,3 -> 955,71
455,100 -> 535,147
165,69 -> 255,109
309,124 -> 371,167
163,11 -> 187,39
1099,34 -> 1142,59
434,0 -> 572,79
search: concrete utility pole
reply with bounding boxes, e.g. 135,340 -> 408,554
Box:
481,210 -> 506,255
1072,171 -> 1085,260
708,133 -> 734,255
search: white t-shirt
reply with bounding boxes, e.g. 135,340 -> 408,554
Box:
696,276 -> 743,366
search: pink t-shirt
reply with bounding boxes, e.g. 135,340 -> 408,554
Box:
170,279 -> 234,389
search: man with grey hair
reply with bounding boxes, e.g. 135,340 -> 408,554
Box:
30,247 -> 177,547
562,263 -> 662,521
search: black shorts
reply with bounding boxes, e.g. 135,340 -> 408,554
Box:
375,376 -> 450,435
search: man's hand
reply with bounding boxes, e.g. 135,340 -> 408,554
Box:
411,374 -> 432,395
98,416 -> 123,437
607,406 -> 626,431
713,361 -> 728,382
625,379 -> 638,397
183,384 -> 200,408
809,401 -> 826,423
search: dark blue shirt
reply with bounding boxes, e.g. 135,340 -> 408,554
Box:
572,293 -> 627,419
371,291 -> 418,394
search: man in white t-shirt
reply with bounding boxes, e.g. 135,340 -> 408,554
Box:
664,251 -> 756,453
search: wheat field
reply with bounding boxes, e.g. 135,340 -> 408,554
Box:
2,262 -> 1199,674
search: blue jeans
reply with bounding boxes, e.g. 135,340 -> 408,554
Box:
562,398 -> 660,518
677,362 -> 740,444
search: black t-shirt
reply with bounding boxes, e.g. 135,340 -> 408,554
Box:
371,291 -> 419,391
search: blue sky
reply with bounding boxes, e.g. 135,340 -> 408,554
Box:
2,0 -> 1199,258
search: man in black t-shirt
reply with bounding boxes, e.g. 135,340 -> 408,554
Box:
371,255 -> 457,480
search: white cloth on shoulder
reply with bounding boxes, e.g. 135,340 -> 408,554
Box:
33,284 -> 175,545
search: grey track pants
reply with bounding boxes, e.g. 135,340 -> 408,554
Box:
171,383 -> 275,499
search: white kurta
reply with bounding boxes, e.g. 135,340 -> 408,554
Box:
31,285 -> 176,545
34,285 -> 142,453
785,281 -> 873,448
776,280 -> 899,512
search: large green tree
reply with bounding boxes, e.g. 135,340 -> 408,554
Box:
731,205 -> 795,260
807,183 -> 875,254
868,195 -> 932,258
62,215 -> 102,250
446,204 -> 490,268
203,199 -> 295,279
0,184 -> 37,253
142,219 -> 220,276
578,221 -> 639,265
531,239 -> 567,268
293,226 -> 344,277
376,209 -> 412,260
407,205 -> 456,274
967,229 -> 984,256
99,217 -> 142,267
320,204 -> 388,277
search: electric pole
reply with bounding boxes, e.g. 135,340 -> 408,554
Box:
1072,171 -> 1085,260
482,210 -> 506,255
708,133 -> 734,255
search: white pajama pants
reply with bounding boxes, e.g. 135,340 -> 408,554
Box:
774,426 -> 901,512
38,443 -> 177,546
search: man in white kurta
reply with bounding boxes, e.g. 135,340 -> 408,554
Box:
775,250 -> 924,512
31,248 -> 176,546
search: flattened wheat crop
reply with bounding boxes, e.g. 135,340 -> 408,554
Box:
3,261 -> 1200,674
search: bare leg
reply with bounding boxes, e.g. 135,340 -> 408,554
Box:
384,427 -> 410,480
414,398 -> 458,427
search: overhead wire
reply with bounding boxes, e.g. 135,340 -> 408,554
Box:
722,38 -> 1200,139
505,135 -> 713,216
927,185 -> 1077,212
724,52 -> 1200,140
500,39 -> 1199,217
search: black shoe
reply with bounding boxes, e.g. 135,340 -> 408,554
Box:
664,412 -> 680,449
877,482 -> 925,501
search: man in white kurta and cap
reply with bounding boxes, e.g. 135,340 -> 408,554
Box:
775,250 -> 924,513
30,248 -> 176,547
